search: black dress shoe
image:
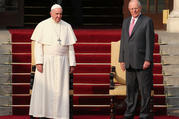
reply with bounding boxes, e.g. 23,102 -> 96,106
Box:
30,116 -> 49,119
118,101 -> 127,109
139,116 -> 152,119
30,116 -> 34,119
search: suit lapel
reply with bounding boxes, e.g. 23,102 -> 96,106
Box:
130,15 -> 143,37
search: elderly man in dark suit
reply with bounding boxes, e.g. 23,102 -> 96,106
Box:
119,0 -> 155,119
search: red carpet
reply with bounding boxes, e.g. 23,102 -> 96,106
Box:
9,29 -> 158,43
8,29 -> 167,117
11,42 -> 160,54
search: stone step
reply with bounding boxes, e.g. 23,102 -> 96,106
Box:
0,84 -> 11,95
0,96 -> 11,106
0,30 -> 12,115
156,30 -> 179,117
164,76 -> 179,86
165,86 -> 179,97
0,55 -> 11,64
162,56 -> 179,65
166,97 -> 179,107
0,107 -> 12,116
160,44 -> 179,55
0,77 -> 11,84
0,30 -> 11,43
156,31 -> 179,44
163,64 -> 179,76
0,44 -> 11,54
0,64 -> 11,74
167,107 -> 179,116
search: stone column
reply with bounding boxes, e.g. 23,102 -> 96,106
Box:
167,0 -> 179,32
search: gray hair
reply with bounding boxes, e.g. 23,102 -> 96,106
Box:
129,0 -> 142,7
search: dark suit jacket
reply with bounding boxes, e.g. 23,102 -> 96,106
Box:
119,15 -> 155,69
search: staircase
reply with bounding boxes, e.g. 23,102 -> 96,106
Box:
6,29 -> 168,118
0,30 -> 12,115
73,30 -> 120,115
156,30 -> 179,116
24,0 -> 123,28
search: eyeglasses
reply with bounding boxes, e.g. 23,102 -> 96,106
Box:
129,8 -> 139,11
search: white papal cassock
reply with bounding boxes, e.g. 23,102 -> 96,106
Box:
29,17 -> 77,119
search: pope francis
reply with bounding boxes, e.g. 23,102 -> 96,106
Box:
29,4 -> 77,119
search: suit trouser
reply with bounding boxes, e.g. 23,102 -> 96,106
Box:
124,67 -> 153,119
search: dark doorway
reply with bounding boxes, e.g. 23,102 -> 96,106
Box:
0,0 -> 24,28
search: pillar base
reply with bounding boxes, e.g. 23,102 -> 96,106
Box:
167,17 -> 179,33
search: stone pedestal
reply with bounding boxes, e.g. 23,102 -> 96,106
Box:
167,0 -> 179,32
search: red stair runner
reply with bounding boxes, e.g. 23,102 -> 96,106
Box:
9,29 -> 166,116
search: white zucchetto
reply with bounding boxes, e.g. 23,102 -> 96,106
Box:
51,4 -> 62,11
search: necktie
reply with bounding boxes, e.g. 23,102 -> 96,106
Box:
129,18 -> 135,36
